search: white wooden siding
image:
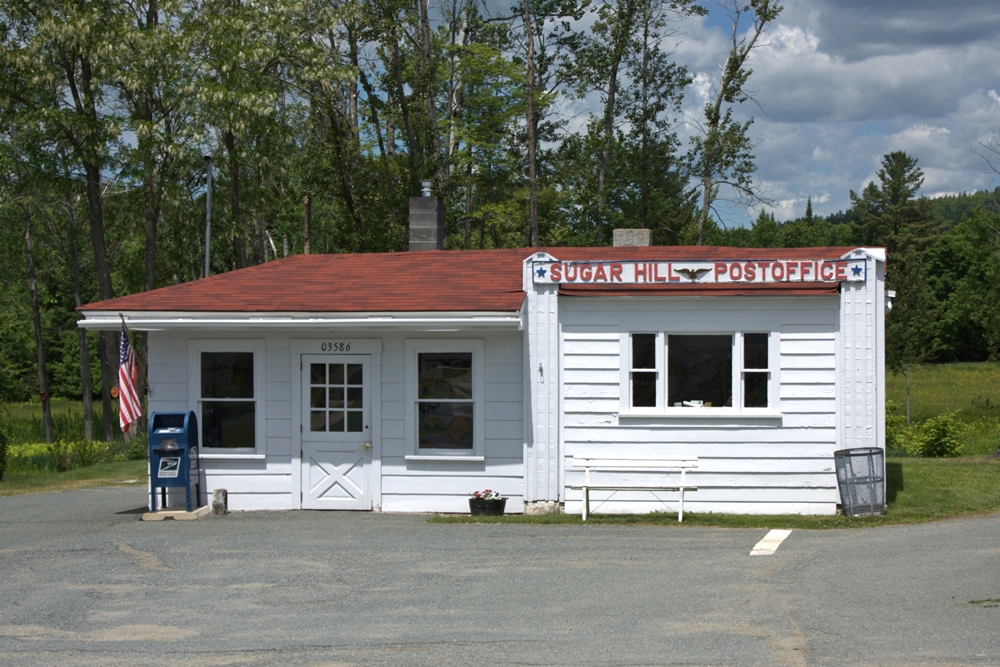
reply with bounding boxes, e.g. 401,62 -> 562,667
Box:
378,330 -> 525,512
559,296 -> 843,515
147,329 -> 524,512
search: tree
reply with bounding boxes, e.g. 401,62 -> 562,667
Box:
568,0 -> 698,244
687,0 -> 781,245
0,0 -> 126,440
885,245 -> 933,425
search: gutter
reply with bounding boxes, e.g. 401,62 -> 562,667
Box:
78,310 -> 524,331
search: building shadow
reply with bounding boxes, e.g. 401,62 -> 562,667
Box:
886,462 -> 903,504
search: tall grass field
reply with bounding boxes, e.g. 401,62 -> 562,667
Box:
0,400 -> 145,475
886,362 -> 1000,457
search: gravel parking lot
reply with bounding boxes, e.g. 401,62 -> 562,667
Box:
1,486 -> 999,666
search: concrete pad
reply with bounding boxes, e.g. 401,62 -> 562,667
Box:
141,505 -> 211,521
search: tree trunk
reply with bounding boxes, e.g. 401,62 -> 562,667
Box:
464,143 -> 473,248
523,0 -> 539,247
23,205 -> 54,444
418,0 -> 441,174
66,200 -> 94,440
327,103 -> 365,248
224,129 -> 244,269
638,0 -> 650,229
594,0 -> 635,246
389,30 -> 420,191
905,353 -> 911,426
304,194 -> 312,254
83,161 -> 116,442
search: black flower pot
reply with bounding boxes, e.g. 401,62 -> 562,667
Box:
469,498 -> 507,516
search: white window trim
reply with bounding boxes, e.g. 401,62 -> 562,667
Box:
618,330 -> 781,419
188,339 -> 267,457
622,332 -> 664,413
404,339 -> 485,461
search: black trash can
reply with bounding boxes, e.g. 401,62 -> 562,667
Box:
833,447 -> 885,517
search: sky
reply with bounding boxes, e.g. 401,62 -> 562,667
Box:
670,0 -> 1000,228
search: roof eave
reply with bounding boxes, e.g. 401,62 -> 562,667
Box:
79,310 -> 524,332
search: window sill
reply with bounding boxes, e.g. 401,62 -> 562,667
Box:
405,454 -> 485,462
618,409 -> 783,420
200,453 -> 266,460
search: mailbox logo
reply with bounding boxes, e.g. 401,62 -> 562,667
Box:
158,457 -> 180,479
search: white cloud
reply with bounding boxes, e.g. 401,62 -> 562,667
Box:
673,1 -> 1000,225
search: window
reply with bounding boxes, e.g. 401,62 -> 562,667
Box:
309,362 -> 364,433
622,331 -> 776,414
189,340 -> 266,454
742,333 -> 769,408
405,340 -> 484,459
630,333 -> 659,408
668,335 -> 733,407
417,353 -> 473,448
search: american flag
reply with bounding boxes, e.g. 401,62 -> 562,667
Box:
118,324 -> 142,432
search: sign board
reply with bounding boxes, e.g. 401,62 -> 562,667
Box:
531,259 -> 866,284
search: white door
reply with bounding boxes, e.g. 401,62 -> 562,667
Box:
301,355 -> 371,509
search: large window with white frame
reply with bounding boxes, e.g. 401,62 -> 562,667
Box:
188,340 -> 266,453
405,339 -> 485,459
623,331 -> 777,413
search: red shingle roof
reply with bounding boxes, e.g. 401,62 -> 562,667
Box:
79,246 -> 861,314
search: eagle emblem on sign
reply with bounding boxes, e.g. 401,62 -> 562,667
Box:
675,267 -> 711,281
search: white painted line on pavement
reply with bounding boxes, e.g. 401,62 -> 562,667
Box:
750,529 -> 792,556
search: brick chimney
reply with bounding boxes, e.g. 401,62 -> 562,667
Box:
409,181 -> 444,251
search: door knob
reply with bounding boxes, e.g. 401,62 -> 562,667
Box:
363,443 -> 371,450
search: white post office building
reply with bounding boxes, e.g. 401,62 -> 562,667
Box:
80,211 -> 886,515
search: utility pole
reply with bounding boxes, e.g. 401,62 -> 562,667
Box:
204,156 -> 213,278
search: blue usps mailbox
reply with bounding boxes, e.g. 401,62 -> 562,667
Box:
148,411 -> 202,512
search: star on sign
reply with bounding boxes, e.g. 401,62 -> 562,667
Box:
536,266 -> 547,278
851,265 -> 863,277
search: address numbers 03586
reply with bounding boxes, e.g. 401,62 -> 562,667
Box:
321,342 -> 351,352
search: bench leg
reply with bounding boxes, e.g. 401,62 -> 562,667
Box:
582,486 -> 589,521
678,488 -> 684,523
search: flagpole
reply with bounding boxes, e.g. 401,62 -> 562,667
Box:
118,313 -> 146,384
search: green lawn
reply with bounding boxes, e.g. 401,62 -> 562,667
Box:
430,457 -> 1000,529
0,459 -> 148,497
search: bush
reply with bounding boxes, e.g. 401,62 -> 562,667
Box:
45,440 -> 75,472
919,412 -> 963,458
886,400 -> 908,453
886,401 -> 923,455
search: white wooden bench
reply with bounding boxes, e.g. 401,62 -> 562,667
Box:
569,455 -> 698,522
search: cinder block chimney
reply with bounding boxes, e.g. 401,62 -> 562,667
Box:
409,181 -> 444,251
613,228 -> 652,247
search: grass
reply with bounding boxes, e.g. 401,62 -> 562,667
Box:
2,399 -> 109,445
0,459 -> 147,497
429,457 -> 1000,529
887,363 -> 1000,456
